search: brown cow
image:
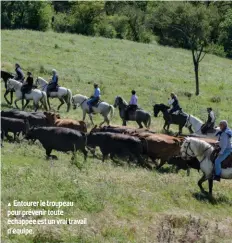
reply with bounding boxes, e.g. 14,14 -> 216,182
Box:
44,112 -> 87,133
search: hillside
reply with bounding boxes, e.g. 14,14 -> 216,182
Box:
1,30 -> 232,243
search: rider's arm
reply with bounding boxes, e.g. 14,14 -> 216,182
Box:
219,133 -> 228,154
168,99 -> 174,105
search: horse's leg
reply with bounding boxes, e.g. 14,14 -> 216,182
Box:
99,115 -> 107,127
23,100 -> 30,110
14,98 -> 21,110
10,91 -> 14,105
88,113 -> 94,126
208,179 -> 213,196
82,111 -> 86,121
122,120 -> 127,126
47,97 -> 51,110
4,90 -> 11,105
57,98 -> 65,111
136,120 -> 143,129
198,174 -> 207,194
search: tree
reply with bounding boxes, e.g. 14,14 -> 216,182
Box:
149,2 -> 216,95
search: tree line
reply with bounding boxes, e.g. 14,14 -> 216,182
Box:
2,1 -> 232,94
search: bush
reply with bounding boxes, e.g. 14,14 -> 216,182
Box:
94,20 -> 117,39
206,43 -> 226,57
52,13 -> 74,33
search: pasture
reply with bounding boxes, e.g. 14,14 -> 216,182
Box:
1,30 -> 232,242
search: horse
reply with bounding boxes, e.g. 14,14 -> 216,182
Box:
153,103 -> 193,134
71,94 -> 114,126
35,77 -> 72,112
1,70 -> 15,105
7,79 -> 48,112
114,96 -> 151,128
180,137 -> 232,196
185,115 -> 220,137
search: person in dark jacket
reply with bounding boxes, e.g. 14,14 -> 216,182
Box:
47,69 -> 58,97
21,72 -> 34,106
15,63 -> 25,82
168,93 -> 181,114
201,108 -> 216,134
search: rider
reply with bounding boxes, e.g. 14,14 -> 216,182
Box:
21,71 -> 34,106
15,63 -> 25,82
168,92 -> 181,114
126,90 -> 138,119
87,83 -> 101,113
47,69 -> 58,97
214,120 -> 232,181
201,108 -> 216,134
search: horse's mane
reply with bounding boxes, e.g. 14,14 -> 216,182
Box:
184,137 -> 213,154
117,96 -> 128,105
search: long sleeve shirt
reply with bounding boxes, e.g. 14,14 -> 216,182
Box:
216,128 -> 232,154
51,75 -> 58,84
207,111 -> 215,124
129,95 -> 138,105
94,88 -> 100,98
15,67 -> 24,80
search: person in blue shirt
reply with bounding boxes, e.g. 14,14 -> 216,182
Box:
214,120 -> 232,181
15,63 -> 25,82
87,83 -> 100,113
47,69 -> 59,97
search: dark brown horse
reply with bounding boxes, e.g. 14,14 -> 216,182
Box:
1,70 -> 15,105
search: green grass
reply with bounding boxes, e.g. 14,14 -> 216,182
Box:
1,30 -> 232,242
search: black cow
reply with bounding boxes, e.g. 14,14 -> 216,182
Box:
87,132 -> 144,165
25,127 -> 87,160
1,110 -> 50,127
168,156 -> 200,176
1,117 -> 29,141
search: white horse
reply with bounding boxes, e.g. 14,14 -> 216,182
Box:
186,115 -> 220,137
72,94 -> 114,126
7,79 -> 48,111
35,77 -> 72,112
181,137 -> 232,195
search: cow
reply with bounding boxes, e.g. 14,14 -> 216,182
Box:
44,112 -> 87,133
1,110 -> 50,127
87,132 -> 144,165
25,127 -> 88,160
91,125 -> 155,135
168,156 -> 200,176
1,117 -> 29,141
127,133 -> 183,169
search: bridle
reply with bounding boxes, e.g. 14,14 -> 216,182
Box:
73,98 -> 86,109
181,140 -> 212,163
36,78 -> 47,91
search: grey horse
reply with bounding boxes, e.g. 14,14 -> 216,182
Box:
114,96 -> 151,128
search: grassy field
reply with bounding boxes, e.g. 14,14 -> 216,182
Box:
1,30 -> 232,242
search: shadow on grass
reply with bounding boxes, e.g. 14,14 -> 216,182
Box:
193,192 -> 232,205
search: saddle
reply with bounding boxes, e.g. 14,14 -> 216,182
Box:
210,148 -> 232,169
89,97 -> 101,107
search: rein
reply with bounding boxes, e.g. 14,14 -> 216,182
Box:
183,141 -> 212,163
75,99 -> 87,109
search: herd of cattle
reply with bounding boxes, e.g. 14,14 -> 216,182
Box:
1,109 -> 217,174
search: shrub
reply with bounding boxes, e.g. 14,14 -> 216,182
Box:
206,44 -> 226,57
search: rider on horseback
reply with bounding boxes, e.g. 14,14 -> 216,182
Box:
126,90 -> 138,119
87,83 -> 100,113
15,63 -> 25,82
21,71 -> 34,107
168,93 -> 181,123
47,69 -> 58,97
201,108 -> 216,134
168,93 -> 181,114
214,120 -> 232,181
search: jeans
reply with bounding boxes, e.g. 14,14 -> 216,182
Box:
215,148 -> 231,176
87,97 -> 98,109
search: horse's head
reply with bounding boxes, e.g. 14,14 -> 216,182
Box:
180,137 -> 212,160
153,103 -> 169,117
114,96 -> 120,108
71,97 -> 77,109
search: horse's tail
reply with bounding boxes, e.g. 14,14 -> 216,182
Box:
147,113 -> 151,129
66,89 -> 72,112
109,105 -> 114,120
41,91 -> 49,111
